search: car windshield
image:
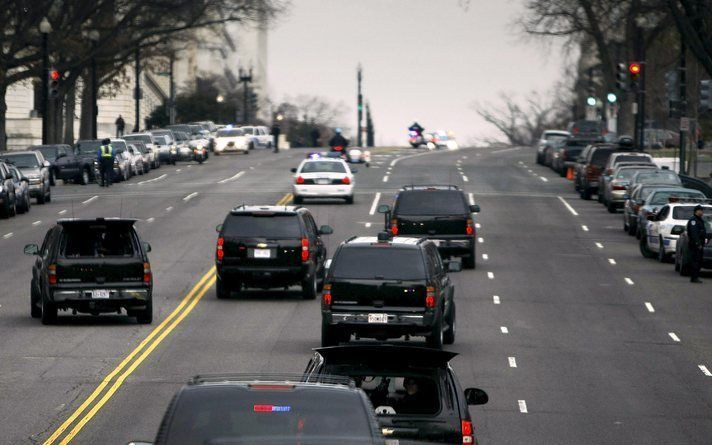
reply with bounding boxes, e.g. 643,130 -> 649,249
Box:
614,155 -> 651,165
649,191 -> 704,205
545,134 -> 569,141
331,247 -> 426,280
59,225 -> 135,257
615,168 -> 654,180
218,129 -> 245,137
223,214 -> 302,238
673,207 -> 712,219
164,387 -> 372,445
124,135 -> 152,144
301,162 -> 347,173
634,171 -> 681,185
0,153 -> 40,168
33,147 -> 59,160
76,140 -> 102,154
395,191 -> 466,215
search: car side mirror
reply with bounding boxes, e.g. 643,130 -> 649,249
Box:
469,204 -> 480,213
464,388 -> 488,406
43,160 -> 50,168
671,226 -> 685,235
319,225 -> 333,235
215,224 -> 223,233
377,204 -> 391,214
446,261 -> 462,273
290,167 -> 297,173
24,244 -> 39,255
142,242 -> 152,253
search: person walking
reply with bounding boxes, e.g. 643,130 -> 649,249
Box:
97,138 -> 114,187
271,122 -> 281,153
686,205 -> 708,283
115,115 -> 125,137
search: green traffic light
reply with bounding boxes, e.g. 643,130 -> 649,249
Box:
607,93 -> 617,103
586,97 -> 596,106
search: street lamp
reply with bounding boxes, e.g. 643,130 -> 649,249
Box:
216,95 -> 224,123
39,17 -> 52,144
87,29 -> 100,139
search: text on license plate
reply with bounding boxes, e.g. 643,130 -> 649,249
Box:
92,289 -> 110,299
368,313 -> 388,324
253,248 -> 271,258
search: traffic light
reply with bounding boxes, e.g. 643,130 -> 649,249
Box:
700,79 -> 712,113
628,62 -> 641,89
615,63 -> 628,91
586,96 -> 596,106
49,69 -> 60,98
606,93 -> 617,104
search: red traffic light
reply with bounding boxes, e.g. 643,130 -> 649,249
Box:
628,63 -> 641,75
50,70 -> 60,81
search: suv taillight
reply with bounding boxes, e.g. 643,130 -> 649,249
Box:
48,264 -> 57,285
301,238 -> 310,262
425,286 -> 436,308
461,420 -> 474,444
216,237 -> 224,261
143,262 -> 152,284
322,284 -> 332,307
390,219 -> 398,236
466,218 -> 474,235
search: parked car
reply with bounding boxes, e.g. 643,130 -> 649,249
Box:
214,205 -> 333,299
0,151 -> 51,204
123,133 -> 160,169
623,184 -> 678,236
535,130 -> 570,164
150,129 -> 178,164
542,138 -> 568,167
29,144 -> 71,185
567,119 -> 607,140
636,188 -> 706,239
131,141 -> 154,173
239,125 -> 273,149
126,144 -> 146,176
7,164 -> 31,214
0,161 -> 18,218
675,215 -> 712,275
24,218 -> 153,324
576,144 -> 617,199
598,152 -> 653,201
33,144 -> 94,185
628,168 -> 682,193
552,138 -> 592,175
601,165 -> 658,212
640,202 -> 712,262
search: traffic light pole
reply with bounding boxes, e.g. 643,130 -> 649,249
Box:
679,37 -> 686,175
357,65 -> 363,147
239,68 -> 253,124
134,46 -> 141,132
41,32 -> 49,144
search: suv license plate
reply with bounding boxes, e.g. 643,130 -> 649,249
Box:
92,289 -> 110,299
368,313 -> 388,324
253,248 -> 271,259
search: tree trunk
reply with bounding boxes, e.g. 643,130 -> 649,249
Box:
79,73 -> 93,140
63,77 -> 76,144
0,78 -> 6,152
48,95 -> 64,144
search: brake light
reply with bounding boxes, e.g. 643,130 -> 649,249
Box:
341,176 -> 350,185
216,237 -> 224,261
466,219 -> 474,235
296,176 -> 305,184
48,264 -> 57,285
322,284 -> 332,306
425,286 -> 436,308
143,262 -> 152,284
390,219 -> 398,236
612,184 -> 627,190
301,237 -> 310,262
461,420 -> 474,444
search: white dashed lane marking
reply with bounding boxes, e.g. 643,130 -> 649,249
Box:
138,173 -> 167,185
365,223 -> 371,228
146,217 -> 155,224
468,193 -> 475,205
482,254 -> 488,260
668,332 -> 681,342
508,357 -> 517,368
383,176 -> 389,183
166,206 -> 173,212
540,176 -> 548,182
478,237 -> 484,244
493,295 -> 500,304
217,171 -> 244,184
557,196 -> 578,216
462,176 -> 469,182
581,225 -> 589,231
183,192 -> 198,202
82,195 -> 98,205
487,272 -> 494,280
625,277 -> 635,285
369,193 -> 381,215
699,365 -> 712,377
608,258 -> 617,265
645,302 -> 655,313
595,242 -> 604,249
58,209 -> 67,215
500,326 -> 508,334
3,233 -> 13,239
518,400 -> 528,413
32,220 -> 42,226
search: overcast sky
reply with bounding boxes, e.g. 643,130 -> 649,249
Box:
267,0 -> 567,146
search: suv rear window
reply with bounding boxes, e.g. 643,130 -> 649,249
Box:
395,191 -> 466,216
165,387 -> 372,444
223,214 -> 302,238
332,247 -> 426,280
590,148 -> 614,165
60,225 -> 135,257
614,155 -> 650,165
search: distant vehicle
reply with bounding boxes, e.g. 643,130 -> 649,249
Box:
131,374 -> 385,445
24,218 -> 153,324
29,144 -> 72,185
641,202 -> 712,262
6,164 -> 31,214
126,144 -> 146,176
427,131 -> 458,150
575,144 -> 618,200
0,161 -> 18,217
628,168 -> 683,193
535,130 -> 570,164
623,184 -> 677,236
552,138 -> 593,176
541,137 -> 568,167
599,152 -> 653,201
173,131 -> 194,161
601,165 -> 659,212
291,157 -> 356,204
380,185 -> 480,269
320,234 -> 460,349
0,151 -> 51,204
409,130 -> 425,148
240,125 -> 273,149
346,147 -> 371,164
213,128 -> 249,154
150,129 -> 179,164
305,345 -> 489,445
123,133 -> 160,169
567,120 -> 607,140
215,205 -> 333,300
33,144 -> 94,185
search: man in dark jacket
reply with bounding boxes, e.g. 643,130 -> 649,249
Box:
271,123 -> 281,153
115,115 -> 125,137
687,205 -> 708,283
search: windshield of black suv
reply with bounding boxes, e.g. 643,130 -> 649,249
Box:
331,247 -> 426,280
613,155 -> 651,165
32,146 -> 59,160
395,190 -> 466,216
76,140 -> 102,155
59,225 -> 136,257
223,214 -> 302,238
163,386 -> 373,445
1,153 -> 40,168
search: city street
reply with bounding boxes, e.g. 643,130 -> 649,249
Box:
1,146 -> 711,444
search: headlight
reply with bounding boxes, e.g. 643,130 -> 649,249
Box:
29,177 -> 41,184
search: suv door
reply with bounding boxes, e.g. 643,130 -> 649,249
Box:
302,212 -> 326,272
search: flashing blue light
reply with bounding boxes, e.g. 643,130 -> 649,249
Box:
225,124 -> 233,129
307,153 -> 321,159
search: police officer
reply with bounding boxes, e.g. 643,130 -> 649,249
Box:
97,138 -> 114,187
686,205 -> 708,283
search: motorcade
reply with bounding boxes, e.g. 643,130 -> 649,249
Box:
379,185 -> 480,269
0,151 -> 51,204
409,130 -> 425,148
346,148 -> 371,164
213,127 -> 250,154
305,345 -> 489,445
291,157 -> 356,204
320,234 -> 459,349
215,205 -> 333,300
24,218 -> 153,324
640,201 -> 712,262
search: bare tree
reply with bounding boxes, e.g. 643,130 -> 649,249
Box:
665,0 -> 712,77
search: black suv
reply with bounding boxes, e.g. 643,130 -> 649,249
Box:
215,205 -> 333,300
305,345 -> 489,445
379,185 -> 479,269
0,161 -> 18,218
321,234 -> 459,349
24,218 -> 153,324
128,374 -> 385,445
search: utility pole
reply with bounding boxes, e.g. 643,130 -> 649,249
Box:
239,67 -> 253,124
40,17 -> 52,145
357,64 -> 363,147
366,102 -> 374,147
134,46 -> 141,132
169,52 -> 176,125
679,36 -> 687,174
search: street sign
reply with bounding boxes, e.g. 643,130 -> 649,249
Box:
680,117 -> 690,131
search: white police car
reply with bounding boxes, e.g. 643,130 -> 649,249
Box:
640,200 -> 712,262
291,155 -> 355,204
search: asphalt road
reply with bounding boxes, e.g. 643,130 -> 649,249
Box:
1,146 -> 711,444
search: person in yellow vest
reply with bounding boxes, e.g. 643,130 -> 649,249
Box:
97,138 -> 114,187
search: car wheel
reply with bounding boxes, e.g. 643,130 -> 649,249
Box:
293,195 -> 303,204
301,273 -> 318,300
216,276 -> 231,299
0,197 -> 9,218
17,197 -> 26,214
581,188 -> 591,200
628,221 -> 637,236
80,168 -> 90,185
674,253 -> 681,272
463,243 -> 476,269
36,191 -> 45,205
49,170 -> 56,186
41,293 -> 57,325
345,195 -> 354,204
45,190 -> 51,203
24,193 -> 31,213
425,317 -> 444,350
597,192 -> 603,203
607,202 -> 617,213
321,323 -> 341,347
639,232 -> 656,259
30,281 -> 41,318
135,300 -> 153,324
9,200 -> 16,217
443,301 -> 456,345
658,238 -> 669,263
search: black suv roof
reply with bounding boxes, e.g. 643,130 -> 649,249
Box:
400,184 -> 460,191
229,205 -> 305,215
57,217 -> 138,226
341,235 -> 428,249
315,345 -> 457,365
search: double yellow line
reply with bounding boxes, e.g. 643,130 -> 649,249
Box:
43,192 -> 292,444
276,193 -> 294,206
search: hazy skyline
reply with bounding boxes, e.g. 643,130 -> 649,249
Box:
268,0 -> 568,146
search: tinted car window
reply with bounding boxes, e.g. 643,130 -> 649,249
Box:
331,247 -> 426,280
616,168 -> 653,180
33,146 -> 59,160
591,148 -> 614,165
614,155 -> 651,164
649,191 -> 704,205
545,134 -> 568,141
395,191 -> 466,215
634,171 -> 680,185
164,387 -> 372,444
59,226 -> 135,257
76,140 -> 102,154
301,162 -> 347,173
0,153 -> 40,168
217,129 -> 245,137
223,214 -> 302,238
124,135 -> 152,144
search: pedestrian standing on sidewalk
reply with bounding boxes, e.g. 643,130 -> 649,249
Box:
115,115 -> 125,137
687,205 -> 708,283
272,122 -> 281,153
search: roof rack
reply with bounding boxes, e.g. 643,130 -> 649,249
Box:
401,184 -> 460,191
188,373 -> 355,388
